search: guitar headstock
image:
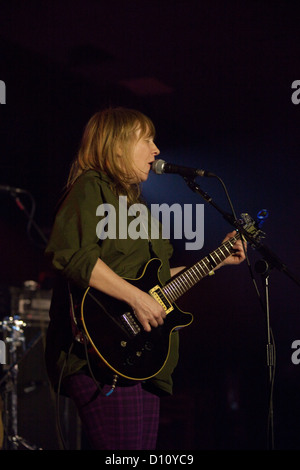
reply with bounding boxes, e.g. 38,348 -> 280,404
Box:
237,213 -> 266,247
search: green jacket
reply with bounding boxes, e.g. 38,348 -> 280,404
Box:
45,170 -> 179,396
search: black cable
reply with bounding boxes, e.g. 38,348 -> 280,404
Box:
10,190 -> 48,248
55,341 -> 74,450
82,333 -> 118,397
213,174 -> 265,310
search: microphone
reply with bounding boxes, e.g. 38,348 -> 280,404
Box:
151,159 -> 215,178
0,184 -> 27,193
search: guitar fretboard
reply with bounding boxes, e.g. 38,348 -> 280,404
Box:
163,233 -> 240,303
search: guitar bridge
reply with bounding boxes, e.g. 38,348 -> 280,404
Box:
148,285 -> 174,314
121,311 -> 141,337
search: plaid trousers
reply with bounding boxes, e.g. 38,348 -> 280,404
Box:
64,373 -> 160,450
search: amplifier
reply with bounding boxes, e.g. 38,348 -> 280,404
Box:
9,281 -> 52,325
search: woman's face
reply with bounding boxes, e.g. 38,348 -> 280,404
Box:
130,127 -> 160,183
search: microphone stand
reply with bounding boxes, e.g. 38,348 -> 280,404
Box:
254,258 -> 275,450
0,187 -> 48,448
184,177 -> 300,450
0,318 -> 43,450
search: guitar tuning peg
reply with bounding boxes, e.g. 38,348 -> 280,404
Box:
238,212 -> 266,246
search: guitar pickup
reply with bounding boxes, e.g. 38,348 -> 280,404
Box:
148,285 -> 174,314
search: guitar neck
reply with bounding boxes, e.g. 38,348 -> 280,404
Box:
163,232 -> 240,303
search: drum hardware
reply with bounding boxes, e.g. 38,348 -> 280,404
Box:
0,316 -> 43,450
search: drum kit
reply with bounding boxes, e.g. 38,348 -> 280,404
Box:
0,281 -> 51,450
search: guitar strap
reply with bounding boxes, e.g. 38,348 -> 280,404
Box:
148,239 -> 156,259
139,207 -> 157,259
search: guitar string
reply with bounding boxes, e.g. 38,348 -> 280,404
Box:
163,235 -> 239,303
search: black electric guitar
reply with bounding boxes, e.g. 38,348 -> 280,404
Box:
78,214 -> 262,381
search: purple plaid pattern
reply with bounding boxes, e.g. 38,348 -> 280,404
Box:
64,374 -> 160,450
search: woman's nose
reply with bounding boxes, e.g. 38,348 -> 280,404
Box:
152,142 -> 160,155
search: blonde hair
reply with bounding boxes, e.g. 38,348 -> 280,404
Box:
67,107 -> 156,204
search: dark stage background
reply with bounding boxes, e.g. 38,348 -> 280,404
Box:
0,1 -> 300,451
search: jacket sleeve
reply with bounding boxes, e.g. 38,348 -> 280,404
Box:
45,173 -> 102,288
